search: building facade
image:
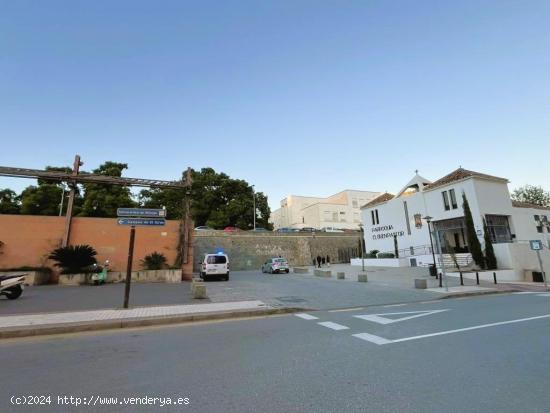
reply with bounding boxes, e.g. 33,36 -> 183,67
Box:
360,169 -> 550,280
270,190 -> 380,230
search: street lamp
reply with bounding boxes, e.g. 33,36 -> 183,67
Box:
358,223 -> 365,272
423,216 -> 437,276
252,185 -> 256,230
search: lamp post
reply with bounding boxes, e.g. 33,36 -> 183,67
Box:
252,185 -> 256,230
358,223 -> 365,272
423,216 -> 437,276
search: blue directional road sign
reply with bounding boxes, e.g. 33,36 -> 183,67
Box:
117,218 -> 166,226
117,208 -> 166,218
530,240 -> 543,251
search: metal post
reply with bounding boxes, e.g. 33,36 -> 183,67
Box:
123,226 -> 136,309
359,224 -> 365,272
460,271 -> 464,286
59,187 -> 65,216
439,273 -> 443,288
62,155 -> 82,247
252,186 -> 256,230
434,228 -> 449,291
476,272 -> 480,285
426,219 -> 437,276
493,271 -> 497,285
536,249 -> 547,288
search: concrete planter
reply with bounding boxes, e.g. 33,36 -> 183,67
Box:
337,272 -> 345,280
293,267 -> 309,274
314,269 -> 332,277
357,273 -> 368,283
58,269 -> 182,285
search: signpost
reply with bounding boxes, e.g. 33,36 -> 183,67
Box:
118,208 -> 166,308
530,240 -> 547,288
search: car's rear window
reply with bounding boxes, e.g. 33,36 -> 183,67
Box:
274,258 -> 287,263
207,255 -> 227,264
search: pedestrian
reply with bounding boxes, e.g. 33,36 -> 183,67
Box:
326,255 -> 330,268
312,258 -> 316,267
316,255 -> 322,268
321,256 -> 326,266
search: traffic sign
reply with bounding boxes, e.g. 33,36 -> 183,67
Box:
530,240 -> 543,251
117,218 -> 166,226
117,208 -> 166,218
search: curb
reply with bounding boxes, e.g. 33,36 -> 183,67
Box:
438,289 -> 518,300
0,307 -> 298,340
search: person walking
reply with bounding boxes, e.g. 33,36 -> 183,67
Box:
316,255 -> 322,268
326,255 -> 330,268
321,256 -> 326,267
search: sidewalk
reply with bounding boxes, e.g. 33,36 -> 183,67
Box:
0,300 -> 294,339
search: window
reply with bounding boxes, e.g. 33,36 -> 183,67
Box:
442,191 -> 450,211
207,255 -> 227,264
375,209 -> 380,225
403,201 -> 411,235
537,226 -> 543,234
485,215 -> 512,243
371,211 -> 375,225
449,189 -> 458,209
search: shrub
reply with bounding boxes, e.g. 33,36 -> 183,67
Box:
48,244 -> 97,274
141,252 -> 167,270
377,252 -> 395,259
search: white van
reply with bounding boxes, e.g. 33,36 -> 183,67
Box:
199,253 -> 230,281
321,227 -> 345,233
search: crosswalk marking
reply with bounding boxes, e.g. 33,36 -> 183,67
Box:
295,313 -> 319,320
318,321 -> 349,331
352,333 -> 392,345
353,309 -> 448,325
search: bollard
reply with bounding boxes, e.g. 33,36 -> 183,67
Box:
358,273 -> 368,283
493,271 -> 497,284
337,272 -> 345,280
193,284 -> 207,299
460,272 -> 464,286
476,272 -> 480,285
439,273 -> 443,288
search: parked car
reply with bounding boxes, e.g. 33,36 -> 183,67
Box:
224,226 -> 241,233
250,227 -> 269,232
194,226 -> 213,231
199,253 -> 229,281
299,227 -> 317,233
276,227 -> 298,233
261,257 -> 290,274
320,227 -> 345,233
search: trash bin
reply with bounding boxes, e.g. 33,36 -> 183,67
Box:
429,264 -> 437,277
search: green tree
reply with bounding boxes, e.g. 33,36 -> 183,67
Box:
462,193 -> 485,269
80,162 -> 136,217
0,189 -> 20,214
20,184 -> 63,215
483,219 -> 498,270
511,185 -> 550,206
138,167 -> 272,229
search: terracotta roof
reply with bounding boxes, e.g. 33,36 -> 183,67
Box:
512,200 -> 550,211
361,192 -> 395,209
424,168 -> 508,191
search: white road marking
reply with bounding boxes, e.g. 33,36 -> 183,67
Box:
383,304 -> 407,308
354,309 -> 449,325
295,313 -> 318,320
353,314 -> 550,345
329,307 -> 365,313
512,292 -> 539,295
392,314 -> 550,344
353,333 -> 393,345
318,321 -> 350,331
536,293 -> 550,297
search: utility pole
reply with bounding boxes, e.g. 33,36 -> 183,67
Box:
62,155 -> 82,247
123,225 -> 136,309
252,185 -> 256,230
181,167 -> 193,270
434,228 -> 449,292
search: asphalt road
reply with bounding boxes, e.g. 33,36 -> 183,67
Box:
1,267 -> 443,315
2,293 -> 550,412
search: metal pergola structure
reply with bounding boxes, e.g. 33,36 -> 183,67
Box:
0,166 -> 187,189
0,156 -> 193,267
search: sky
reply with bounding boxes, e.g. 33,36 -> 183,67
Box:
1,0 -> 549,210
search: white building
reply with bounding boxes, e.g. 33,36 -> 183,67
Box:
270,190 -> 380,230
360,168 -> 550,281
